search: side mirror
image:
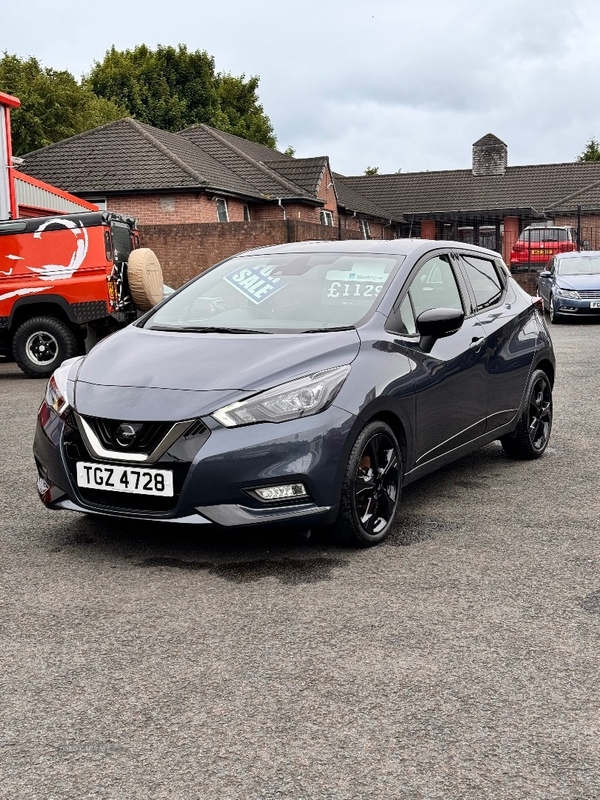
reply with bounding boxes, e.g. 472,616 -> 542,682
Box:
539,270 -> 552,279
416,307 -> 464,353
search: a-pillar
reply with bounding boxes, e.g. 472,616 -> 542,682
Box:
503,216 -> 520,266
420,220 -> 436,240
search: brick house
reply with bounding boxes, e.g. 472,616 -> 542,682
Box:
22,122 -> 600,292
19,119 -> 399,286
342,134 -> 600,271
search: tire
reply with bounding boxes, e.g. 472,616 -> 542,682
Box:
12,316 -> 79,378
127,248 -> 164,311
333,420 -> 402,547
500,369 -> 553,460
549,295 -> 562,324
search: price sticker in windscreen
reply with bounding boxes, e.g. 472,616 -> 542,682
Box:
323,267 -> 389,304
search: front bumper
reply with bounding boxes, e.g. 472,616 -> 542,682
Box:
34,403 -> 359,528
553,296 -> 600,317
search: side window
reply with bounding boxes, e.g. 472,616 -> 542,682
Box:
216,198 -> 229,222
408,255 -> 464,318
460,255 -> 504,310
320,209 -> 334,226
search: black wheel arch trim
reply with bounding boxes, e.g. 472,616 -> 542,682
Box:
349,398 -> 414,482
9,295 -> 79,329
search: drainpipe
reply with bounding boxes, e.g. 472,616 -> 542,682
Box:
381,219 -> 392,240
277,198 -> 286,220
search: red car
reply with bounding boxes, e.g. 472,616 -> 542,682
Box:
510,225 -> 577,269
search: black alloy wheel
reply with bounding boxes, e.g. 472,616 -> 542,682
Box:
12,315 -> 79,378
501,369 -> 553,460
335,420 -> 402,547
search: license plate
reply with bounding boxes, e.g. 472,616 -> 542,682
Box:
531,249 -> 551,255
76,462 -> 173,496
591,301 -> 600,308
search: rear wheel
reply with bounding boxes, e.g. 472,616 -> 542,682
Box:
334,421 -> 402,547
12,316 -> 79,378
501,369 -> 552,459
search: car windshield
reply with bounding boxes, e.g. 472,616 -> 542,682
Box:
557,256 -> 600,275
144,252 -> 404,333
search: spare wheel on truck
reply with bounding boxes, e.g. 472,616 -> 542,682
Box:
127,248 -> 164,311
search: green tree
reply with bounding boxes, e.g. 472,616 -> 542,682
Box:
577,137 -> 600,162
364,166 -> 379,175
212,74 -> 276,146
0,52 -> 125,155
87,44 -> 276,147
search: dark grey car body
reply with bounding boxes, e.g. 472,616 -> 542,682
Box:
34,239 -> 555,535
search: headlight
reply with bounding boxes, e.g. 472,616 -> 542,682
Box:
212,365 -> 351,427
44,361 -> 74,417
556,288 -> 580,299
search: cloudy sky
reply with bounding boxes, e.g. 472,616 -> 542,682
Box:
4,0 -> 600,175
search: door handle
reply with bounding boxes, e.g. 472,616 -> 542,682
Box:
469,337 -> 485,352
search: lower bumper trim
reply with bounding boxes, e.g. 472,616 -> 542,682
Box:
53,498 -> 213,525
195,502 -> 333,527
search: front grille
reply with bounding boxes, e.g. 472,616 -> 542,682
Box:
576,289 -> 600,299
64,409 -> 78,430
185,419 -> 208,438
85,417 -> 173,454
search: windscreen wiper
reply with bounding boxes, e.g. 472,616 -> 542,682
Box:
299,326 -> 355,333
149,324 -> 273,334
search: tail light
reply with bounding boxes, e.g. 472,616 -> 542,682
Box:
107,276 -> 119,309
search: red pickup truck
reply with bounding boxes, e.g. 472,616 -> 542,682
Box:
0,211 -> 162,376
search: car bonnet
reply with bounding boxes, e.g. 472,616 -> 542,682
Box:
556,273 -> 600,290
72,324 -> 361,420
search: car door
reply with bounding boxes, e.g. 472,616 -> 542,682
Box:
456,251 -> 539,432
386,251 -> 488,467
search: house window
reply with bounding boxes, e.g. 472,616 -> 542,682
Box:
359,219 -> 371,239
243,205 -> 251,222
320,209 -> 334,226
216,198 -> 229,222
87,197 -> 107,210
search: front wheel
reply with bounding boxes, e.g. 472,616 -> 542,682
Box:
500,369 -> 553,459
334,420 -> 402,547
549,296 -> 562,324
12,316 -> 79,378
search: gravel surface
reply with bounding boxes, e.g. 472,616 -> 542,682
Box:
0,321 -> 598,800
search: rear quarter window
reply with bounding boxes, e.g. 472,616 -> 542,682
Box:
460,255 -> 504,310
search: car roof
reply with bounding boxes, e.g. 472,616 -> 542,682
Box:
524,224 -> 574,229
555,250 -> 600,258
235,238 -> 501,260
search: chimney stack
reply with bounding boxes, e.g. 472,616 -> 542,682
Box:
472,133 -> 507,177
